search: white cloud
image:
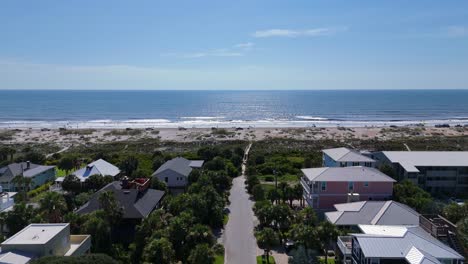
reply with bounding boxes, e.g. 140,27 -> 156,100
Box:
234,42 -> 255,49
161,43 -> 253,59
252,27 -> 346,38
446,26 -> 468,38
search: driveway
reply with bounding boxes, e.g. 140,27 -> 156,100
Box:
224,143 -> 257,264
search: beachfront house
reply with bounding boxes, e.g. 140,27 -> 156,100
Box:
336,225 -> 464,264
325,200 -> 420,229
301,166 -> 395,210
0,223 -> 91,263
152,157 -> 204,192
70,159 -> 120,182
322,147 -> 376,168
76,178 -> 165,243
0,162 -> 55,192
371,151 -> 468,194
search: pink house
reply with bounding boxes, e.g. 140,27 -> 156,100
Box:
301,166 -> 395,210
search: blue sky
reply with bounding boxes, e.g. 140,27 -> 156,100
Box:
1,0 -> 468,90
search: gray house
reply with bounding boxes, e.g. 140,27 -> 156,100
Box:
152,157 -> 204,191
0,162 -> 55,191
371,151 -> 468,194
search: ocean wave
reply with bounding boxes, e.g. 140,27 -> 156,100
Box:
1,118 -> 468,129
180,116 -> 225,120
295,116 -> 329,121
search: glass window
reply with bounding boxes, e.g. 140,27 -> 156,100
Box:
353,162 -> 360,166
348,182 -> 354,191
321,182 -> 327,191
364,182 -> 369,187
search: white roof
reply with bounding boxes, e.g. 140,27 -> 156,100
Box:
381,151 -> 468,173
354,225 -> 464,260
1,224 -> 68,245
406,246 -> 441,264
326,200 -> 420,226
323,147 -> 375,162
0,251 -> 32,264
302,167 -> 396,182
72,159 -> 120,182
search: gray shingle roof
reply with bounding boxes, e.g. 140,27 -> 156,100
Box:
76,181 -> 165,219
325,200 -> 420,226
354,225 -> 464,260
302,166 -> 396,182
323,147 -> 375,162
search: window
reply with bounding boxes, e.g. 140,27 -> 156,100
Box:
321,182 -> 327,191
370,258 -> 379,264
340,162 -> 346,167
364,182 -> 369,187
364,162 -> 372,167
352,162 -> 359,166
348,182 -> 354,191
164,177 -> 168,183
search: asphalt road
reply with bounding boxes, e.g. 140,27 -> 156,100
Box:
224,143 -> 257,264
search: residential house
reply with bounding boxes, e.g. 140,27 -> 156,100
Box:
0,162 -> 55,192
337,225 -> 464,264
70,159 -> 120,182
371,151 -> 468,194
76,178 -> 165,243
0,223 -> 91,264
325,200 -> 420,229
0,191 -> 17,213
323,147 -> 376,168
301,167 -> 395,210
152,157 -> 204,191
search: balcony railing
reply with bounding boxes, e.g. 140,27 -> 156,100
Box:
65,235 -> 91,256
337,236 -> 352,256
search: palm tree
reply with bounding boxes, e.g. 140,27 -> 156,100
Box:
98,191 -> 122,226
39,192 -> 67,223
317,221 -> 340,264
256,228 -> 279,264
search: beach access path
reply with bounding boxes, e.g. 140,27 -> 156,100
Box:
223,142 -> 257,264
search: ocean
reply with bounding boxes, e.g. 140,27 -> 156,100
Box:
1,90 -> 468,128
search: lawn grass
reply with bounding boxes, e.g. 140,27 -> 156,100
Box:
258,174 -> 299,183
223,214 -> 229,226
319,257 -> 336,264
256,255 -> 275,264
55,168 -> 68,178
214,254 -> 224,264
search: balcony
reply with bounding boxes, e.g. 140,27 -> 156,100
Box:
65,235 -> 91,256
337,236 -> 352,256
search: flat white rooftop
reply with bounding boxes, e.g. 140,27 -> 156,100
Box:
382,151 -> 468,172
1,224 -> 68,245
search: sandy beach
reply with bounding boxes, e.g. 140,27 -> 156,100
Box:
1,126 -> 468,147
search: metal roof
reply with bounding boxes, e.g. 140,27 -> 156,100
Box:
153,157 -> 198,177
326,201 -> 420,226
354,225 -> 464,260
302,166 -> 396,182
0,162 -> 55,180
323,147 -> 375,162
72,159 -> 120,181
381,151 -> 468,169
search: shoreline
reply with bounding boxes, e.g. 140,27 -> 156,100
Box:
1,118 -> 468,130
2,126 -> 468,146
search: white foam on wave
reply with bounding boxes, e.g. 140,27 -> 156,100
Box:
180,116 -> 225,120
1,118 -> 468,129
295,116 -> 329,120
